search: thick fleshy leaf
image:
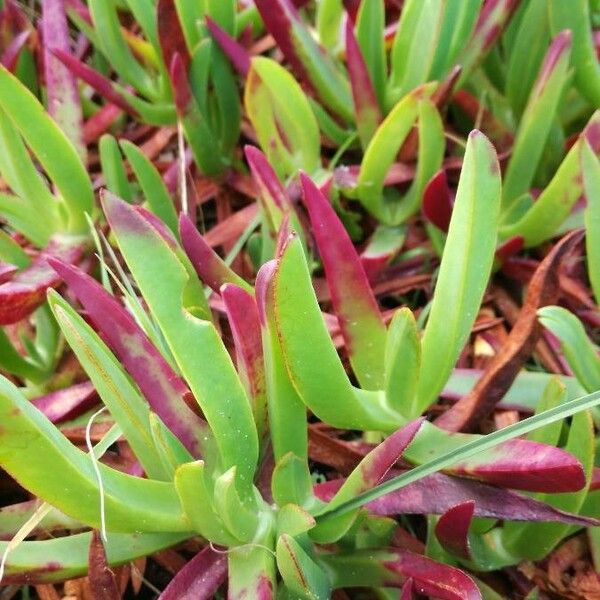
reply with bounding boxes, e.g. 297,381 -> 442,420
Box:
52,49 -> 140,117
120,140 -> 178,236
0,376 -> 189,532
538,306 -> 600,393
500,111 -> 600,247
31,381 -> 97,423
315,471 -> 598,526
331,420 -> 424,508
0,235 -> 83,325
99,133 -> 132,202
87,0 -> 156,98
157,0 -> 190,75
502,410 -> 595,560
160,546 -> 227,600
206,16 -> 250,76
456,0 -> 519,85
435,501 -> 474,560
256,261 -> 310,494
50,259 -> 208,458
88,531 -> 119,600
370,473 -> 596,527
42,0 -> 85,161
322,549 -> 481,600
253,0 -> 352,122
385,308 -> 420,415
0,531 -> 189,584
422,169 -> 453,233
502,31 -> 572,208
345,18 -> 381,148
355,0 -> 385,109
388,0 -> 446,106
103,193 -> 258,501
405,422 -> 585,493
245,57 -> 320,179
360,225 -> 406,280
0,65 -> 93,233
582,139 -> 600,302
301,173 -> 386,389
221,284 -> 267,442
49,292 -> 184,480
315,389 -> 600,522
277,534 -> 332,599
179,214 -> 251,294
357,85 -> 437,224
414,131 -> 501,416
170,52 -> 225,176
549,0 -> 600,106
271,234 -> 403,431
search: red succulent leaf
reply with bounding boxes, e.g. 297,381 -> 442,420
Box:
383,549 -> 481,600
435,501 -> 475,560
157,0 -> 190,75
31,381 -> 97,423
221,284 -> 267,439
0,235 -> 84,325
300,172 -> 387,389
179,214 -> 251,293
49,259 -> 209,458
1,29 -> 29,71
345,17 -> 381,146
206,16 -> 250,77
51,49 -> 140,117
422,169 -> 453,232
159,546 -> 227,600
315,471 -> 598,527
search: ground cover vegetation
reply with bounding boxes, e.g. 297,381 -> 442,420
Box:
0,0 -> 599,598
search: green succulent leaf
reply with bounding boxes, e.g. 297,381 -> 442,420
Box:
414,130 -> 501,415
245,57 -> 321,179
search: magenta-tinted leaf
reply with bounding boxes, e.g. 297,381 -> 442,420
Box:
458,0 -> 519,83
49,259 -> 208,458
253,0 -> 352,121
1,29 -> 29,71
157,0 -> 190,74
52,48 -> 140,117
42,0 -> 85,160
422,169 -> 453,232
315,471 -> 598,526
407,424 -> 587,493
206,16 -> 250,77
88,530 -> 119,600
0,235 -> 83,325
159,546 -> 227,600
300,173 -> 387,389
384,550 -> 481,600
0,263 -> 18,284
179,214 -> 251,293
435,501 -> 475,560
245,145 -> 290,218
333,419 -> 425,502
345,18 -> 381,147
83,102 -> 123,144
400,578 -> 414,600
221,284 -> 267,440
169,52 -> 225,176
133,205 -> 178,250
31,381 -> 97,423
